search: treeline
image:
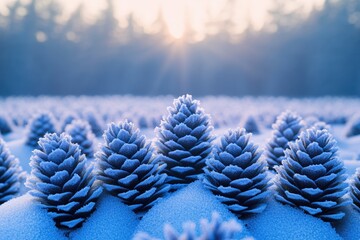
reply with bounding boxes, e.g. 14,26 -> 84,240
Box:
0,0 -> 359,96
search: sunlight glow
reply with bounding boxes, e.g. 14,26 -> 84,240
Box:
0,0 -> 327,42
35,31 -> 47,42
162,1 -> 185,39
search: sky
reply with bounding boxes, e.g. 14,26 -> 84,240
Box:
0,0 -> 359,96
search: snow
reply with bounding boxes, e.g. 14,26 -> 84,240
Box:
2,128 -> 24,142
344,160 -> 360,176
135,181 -> 252,239
7,138 -> 34,173
0,193 -> 67,240
243,198 -> 342,240
1,97 -> 360,239
70,193 -> 139,240
334,205 -> 360,240
333,125 -> 360,160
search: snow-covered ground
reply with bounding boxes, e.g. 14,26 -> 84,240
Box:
0,96 -> 360,240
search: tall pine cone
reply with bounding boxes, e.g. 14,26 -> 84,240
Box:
265,111 -> 304,170
26,133 -> 102,229
26,113 -> 56,148
0,139 -> 23,204
350,168 -> 360,212
156,94 -> 214,190
96,121 -> 169,216
65,119 -> 95,158
275,129 -> 350,221
203,128 -> 270,216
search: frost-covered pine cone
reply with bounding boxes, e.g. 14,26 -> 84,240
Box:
65,119 -> 95,158
26,133 -> 102,229
312,121 -> 331,131
345,115 -> 360,138
265,111 -> 304,170
156,94 -> 214,190
0,114 -> 12,135
26,112 -> 56,148
60,113 -> 77,132
350,168 -> 360,212
242,115 -> 260,135
0,139 -> 23,204
84,111 -> 104,137
203,129 -> 270,216
134,212 -> 243,240
96,121 -> 170,216
275,129 -> 350,222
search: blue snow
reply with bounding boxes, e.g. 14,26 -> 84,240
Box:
0,194 -> 67,240
243,198 -> 342,240
135,181 -> 252,239
334,205 -> 360,240
70,193 -> 139,240
7,138 -> 34,173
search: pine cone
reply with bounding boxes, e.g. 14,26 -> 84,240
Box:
203,128 -> 270,216
345,115 -> 360,138
84,111 -> 104,137
0,114 -> 12,135
65,119 -> 95,158
60,113 -> 77,132
242,115 -> 260,135
156,94 -> 214,190
0,139 -> 23,204
312,121 -> 330,131
96,121 -> 169,216
275,129 -> 350,222
26,133 -> 102,229
265,111 -> 304,170
350,168 -> 360,212
26,113 -> 56,148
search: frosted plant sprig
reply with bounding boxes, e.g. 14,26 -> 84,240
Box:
134,212 -> 244,240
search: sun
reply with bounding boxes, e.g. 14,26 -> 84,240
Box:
161,1 -> 185,40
